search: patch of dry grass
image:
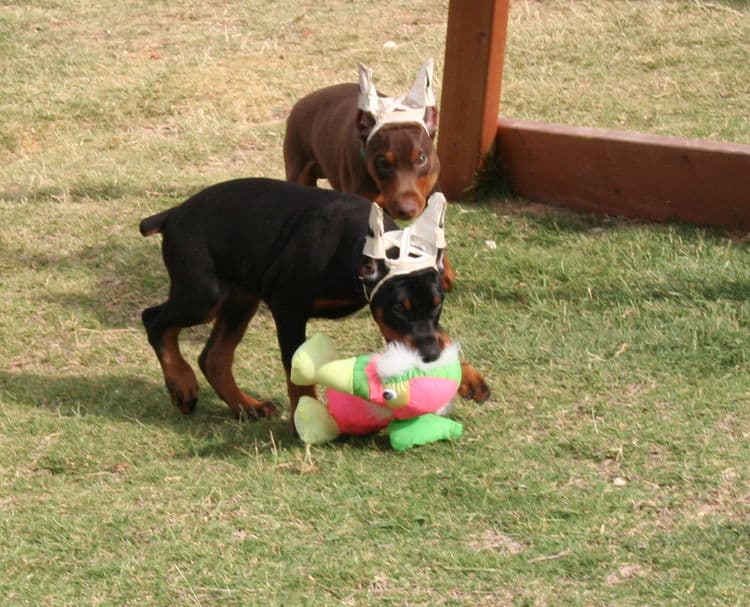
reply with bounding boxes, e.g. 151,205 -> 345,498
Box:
503,0 -> 749,141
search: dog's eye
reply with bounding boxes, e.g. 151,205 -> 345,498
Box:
374,156 -> 393,174
415,152 -> 428,166
394,300 -> 412,316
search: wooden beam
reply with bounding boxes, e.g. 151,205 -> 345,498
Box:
496,118 -> 750,230
438,0 -> 510,199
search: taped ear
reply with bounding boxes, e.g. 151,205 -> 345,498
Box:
436,248 -> 446,273
358,63 -> 378,114
411,192 -> 447,251
359,198 -> 446,302
356,58 -> 438,142
363,203 -> 386,260
360,204 -> 389,288
357,63 -> 379,142
423,106 -> 439,138
406,58 -> 436,108
357,109 -> 377,143
411,59 -> 438,137
357,256 -> 387,286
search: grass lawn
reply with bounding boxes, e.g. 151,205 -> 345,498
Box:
1,1 -> 748,605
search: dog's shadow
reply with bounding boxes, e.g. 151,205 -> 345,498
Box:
0,370 -> 303,456
0,370 -> 394,458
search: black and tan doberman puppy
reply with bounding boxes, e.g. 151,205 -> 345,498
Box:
139,178 -> 488,423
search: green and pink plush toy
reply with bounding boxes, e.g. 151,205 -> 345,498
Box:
291,333 -> 463,450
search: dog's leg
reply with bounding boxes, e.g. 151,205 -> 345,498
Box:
143,238 -> 227,413
459,362 -> 491,403
436,331 -> 490,403
198,293 -> 277,419
283,132 -> 320,187
142,300 -> 217,413
288,159 -> 320,187
440,255 -> 457,292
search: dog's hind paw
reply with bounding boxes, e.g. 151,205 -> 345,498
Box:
166,378 -> 199,414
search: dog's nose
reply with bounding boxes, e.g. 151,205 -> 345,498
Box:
416,337 -> 441,363
393,198 -> 420,220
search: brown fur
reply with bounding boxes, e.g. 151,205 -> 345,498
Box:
284,83 -> 439,221
284,81 -> 456,288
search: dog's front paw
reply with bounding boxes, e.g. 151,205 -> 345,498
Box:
459,363 -> 490,403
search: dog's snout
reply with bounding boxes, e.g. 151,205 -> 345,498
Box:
392,196 -> 421,221
416,337 -> 441,363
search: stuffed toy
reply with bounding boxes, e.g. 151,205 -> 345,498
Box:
291,333 -> 463,450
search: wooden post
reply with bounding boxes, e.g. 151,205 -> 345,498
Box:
438,0 -> 510,199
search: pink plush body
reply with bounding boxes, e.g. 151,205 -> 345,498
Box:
326,359 -> 459,435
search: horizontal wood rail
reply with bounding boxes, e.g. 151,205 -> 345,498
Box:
495,118 -> 750,230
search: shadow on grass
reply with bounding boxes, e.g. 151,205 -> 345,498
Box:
0,180 -> 196,205
24,237 -> 170,328
1,367 -> 410,458
465,189 -> 750,245
0,370 -> 300,454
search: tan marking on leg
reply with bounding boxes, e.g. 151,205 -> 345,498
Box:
459,362 -> 491,403
200,298 -> 277,419
440,254 -> 457,292
159,327 -> 199,413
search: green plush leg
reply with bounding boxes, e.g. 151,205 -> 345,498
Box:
290,333 -> 339,385
388,414 -> 463,451
294,396 -> 341,444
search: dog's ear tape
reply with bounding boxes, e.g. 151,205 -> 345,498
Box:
409,58 -> 438,138
436,248 -> 446,272
423,106 -> 439,138
358,203 -> 388,292
356,110 -> 377,143
357,63 -> 379,143
357,256 -> 387,286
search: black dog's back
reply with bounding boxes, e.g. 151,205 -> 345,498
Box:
141,178 -> 391,298
141,177 -> 380,244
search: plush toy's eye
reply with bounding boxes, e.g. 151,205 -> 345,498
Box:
383,389 -> 397,401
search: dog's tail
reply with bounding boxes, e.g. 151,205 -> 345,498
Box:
139,208 -> 172,237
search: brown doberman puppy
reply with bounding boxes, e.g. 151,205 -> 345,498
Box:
284,60 -> 456,288
139,178 -> 489,425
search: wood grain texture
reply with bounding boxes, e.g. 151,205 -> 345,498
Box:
438,0 -> 510,199
496,118 -> 750,230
